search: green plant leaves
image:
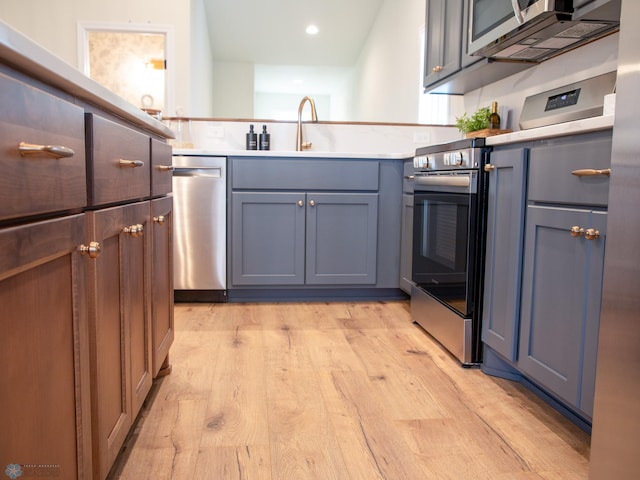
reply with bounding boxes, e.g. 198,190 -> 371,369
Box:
455,107 -> 491,134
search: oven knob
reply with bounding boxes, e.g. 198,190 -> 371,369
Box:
413,155 -> 430,169
453,151 -> 465,166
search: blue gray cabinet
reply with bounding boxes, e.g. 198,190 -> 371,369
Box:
424,0 -> 463,88
518,131 -> 612,419
231,191 -> 305,285
400,194 -> 414,294
229,157 -> 386,288
232,192 -> 378,286
400,160 -> 415,294
481,146 -> 529,362
518,206 -> 606,417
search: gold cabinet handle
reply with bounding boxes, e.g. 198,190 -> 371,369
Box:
123,224 -> 144,237
158,165 -> 174,172
571,168 -> 611,177
119,159 -> 145,168
309,200 -> 316,207
570,225 -> 585,237
297,200 -> 304,207
585,228 -> 600,240
19,142 -> 75,159
432,65 -> 443,73
153,215 -> 165,224
484,164 -> 496,172
79,241 -> 101,258
405,175 -> 415,180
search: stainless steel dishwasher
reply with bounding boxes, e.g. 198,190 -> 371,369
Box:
172,155 -> 227,302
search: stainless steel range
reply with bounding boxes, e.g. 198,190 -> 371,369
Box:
411,138 -> 490,365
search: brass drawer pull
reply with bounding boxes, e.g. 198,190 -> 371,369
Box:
404,175 -> 415,180
119,159 -> 145,168
585,228 -> 600,240
19,142 -> 75,159
123,224 -> 144,237
79,241 -> 101,258
484,164 -> 496,172
158,165 -> 174,172
432,65 -> 443,73
570,225 -> 585,237
153,215 -> 166,225
571,168 -> 611,177
570,226 -> 601,240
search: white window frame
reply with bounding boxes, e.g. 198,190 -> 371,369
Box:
77,21 -> 176,116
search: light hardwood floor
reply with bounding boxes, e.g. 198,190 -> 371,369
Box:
108,301 -> 590,479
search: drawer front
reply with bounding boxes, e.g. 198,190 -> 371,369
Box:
151,139 -> 173,197
528,132 -> 612,207
86,114 -> 150,206
232,157 -> 379,191
0,73 -> 86,221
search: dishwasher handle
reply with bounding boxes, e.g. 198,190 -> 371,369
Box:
172,167 -> 222,178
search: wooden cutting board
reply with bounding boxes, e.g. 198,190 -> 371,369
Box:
465,128 -> 512,138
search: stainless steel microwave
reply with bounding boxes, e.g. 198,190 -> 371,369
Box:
468,0 -> 619,62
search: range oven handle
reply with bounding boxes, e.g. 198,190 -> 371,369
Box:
414,174 -> 472,193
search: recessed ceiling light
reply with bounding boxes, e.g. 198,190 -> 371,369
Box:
306,24 -> 319,35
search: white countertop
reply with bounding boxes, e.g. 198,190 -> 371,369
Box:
172,148 -> 414,159
486,114 -> 614,146
0,20 -> 173,139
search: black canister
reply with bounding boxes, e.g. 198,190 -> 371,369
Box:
259,125 -> 270,150
246,124 -> 258,150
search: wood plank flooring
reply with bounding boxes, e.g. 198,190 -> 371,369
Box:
108,301 -> 590,479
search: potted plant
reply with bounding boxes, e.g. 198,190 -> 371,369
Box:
455,106 -> 511,138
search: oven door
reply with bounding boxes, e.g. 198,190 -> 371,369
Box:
412,172 -> 478,317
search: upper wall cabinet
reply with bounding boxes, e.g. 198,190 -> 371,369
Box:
424,0 -> 535,94
423,0 -> 463,87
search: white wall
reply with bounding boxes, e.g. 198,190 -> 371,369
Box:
352,0 -> 425,123
211,61 -> 255,118
0,0 -> 207,117
188,0 -> 215,116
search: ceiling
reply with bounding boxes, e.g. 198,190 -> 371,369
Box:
202,0 -> 385,66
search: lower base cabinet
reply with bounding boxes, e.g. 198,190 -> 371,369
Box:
0,214 -> 93,479
87,201 -> 153,479
518,206 -> 607,417
151,196 -> 174,377
231,191 -> 378,286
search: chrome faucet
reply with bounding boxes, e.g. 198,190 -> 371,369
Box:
296,96 -> 318,151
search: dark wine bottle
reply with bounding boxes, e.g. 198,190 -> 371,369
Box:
489,101 -> 501,130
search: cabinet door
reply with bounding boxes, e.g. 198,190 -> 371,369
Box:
518,206 -> 607,414
231,191 -> 306,285
306,192 -> 378,285
424,0 -> 463,87
0,214 -> 92,479
88,201 -> 152,479
482,148 -> 528,361
400,193 -> 414,294
151,196 -> 174,377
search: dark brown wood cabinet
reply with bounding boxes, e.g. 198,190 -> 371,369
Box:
151,196 -> 174,377
86,201 -> 153,480
0,55 -> 173,478
0,214 -> 93,479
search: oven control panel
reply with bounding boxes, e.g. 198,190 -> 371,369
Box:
414,150 -> 476,170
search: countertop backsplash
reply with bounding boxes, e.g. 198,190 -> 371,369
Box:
166,119 -> 461,155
